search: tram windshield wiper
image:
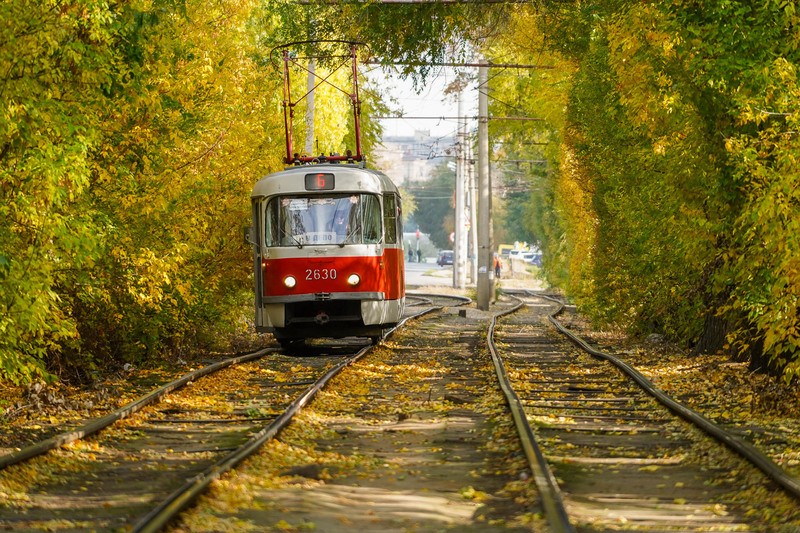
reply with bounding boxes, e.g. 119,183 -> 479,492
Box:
338,225 -> 361,247
280,227 -> 303,249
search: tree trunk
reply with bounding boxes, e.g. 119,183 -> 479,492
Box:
695,313 -> 728,354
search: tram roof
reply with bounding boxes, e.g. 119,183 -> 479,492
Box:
252,164 -> 399,198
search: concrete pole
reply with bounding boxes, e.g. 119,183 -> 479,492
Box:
453,92 -> 467,289
469,143 -> 478,284
476,64 -> 493,309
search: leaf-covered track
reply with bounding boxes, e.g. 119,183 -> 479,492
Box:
0,297 -> 462,531
0,349 -> 352,531
490,291 -> 800,532
132,294 -> 469,531
539,294 -> 800,503
0,348 -> 278,471
167,292 -> 547,531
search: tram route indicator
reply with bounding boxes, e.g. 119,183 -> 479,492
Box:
305,173 -> 335,191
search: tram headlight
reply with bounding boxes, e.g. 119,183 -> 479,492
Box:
283,275 -> 297,289
347,273 -> 361,286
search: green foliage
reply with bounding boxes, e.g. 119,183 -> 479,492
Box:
494,192 -> 536,248
523,0 -> 800,381
257,1 -> 511,84
1,0 -> 116,382
411,161 -> 455,250
0,0 -> 513,384
484,8 -> 577,284
0,0 -> 283,383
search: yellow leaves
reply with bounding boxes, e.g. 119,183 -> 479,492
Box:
709,503 -> 729,516
108,243 -> 194,312
459,485 -> 489,501
638,464 -> 660,472
275,519 -> 298,531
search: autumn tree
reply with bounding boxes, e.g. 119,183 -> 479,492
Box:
0,0 -> 516,383
1,0 -> 121,382
411,160 -> 456,250
1,0 -> 282,382
521,0 -> 800,381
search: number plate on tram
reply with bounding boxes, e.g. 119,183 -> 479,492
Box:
306,268 -> 337,280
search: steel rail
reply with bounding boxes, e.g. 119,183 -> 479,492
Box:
405,295 -> 435,306
533,292 -> 800,503
0,347 -> 276,470
131,301 -> 463,532
405,291 -> 473,307
486,299 -> 576,533
131,344 -> 374,533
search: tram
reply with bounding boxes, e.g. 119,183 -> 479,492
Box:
250,163 -> 404,346
249,41 -> 404,347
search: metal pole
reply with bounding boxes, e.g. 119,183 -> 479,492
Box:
282,49 -> 294,164
351,44 -> 363,160
477,64 -> 493,309
469,142 -> 478,284
305,58 -> 315,155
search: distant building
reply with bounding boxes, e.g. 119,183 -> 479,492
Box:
372,130 -> 456,187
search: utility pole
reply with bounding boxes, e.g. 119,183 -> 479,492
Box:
469,141 -> 478,284
476,64 -> 493,309
453,92 -> 467,289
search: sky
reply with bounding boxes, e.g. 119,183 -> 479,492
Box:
366,66 -> 479,139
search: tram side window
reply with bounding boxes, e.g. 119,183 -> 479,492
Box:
264,199 -> 279,246
362,194 -> 382,244
395,195 -> 403,240
383,193 -> 400,244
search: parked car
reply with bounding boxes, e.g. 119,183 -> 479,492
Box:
437,250 -> 454,266
521,251 -> 542,266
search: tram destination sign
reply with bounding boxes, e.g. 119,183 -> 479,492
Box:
305,172 -> 335,191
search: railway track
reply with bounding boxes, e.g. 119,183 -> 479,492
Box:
490,291 -> 800,532
0,294 -> 465,531
2,291 -> 798,531
0,348 -> 354,531
168,294 -> 538,532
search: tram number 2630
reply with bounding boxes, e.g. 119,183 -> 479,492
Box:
306,268 -> 337,281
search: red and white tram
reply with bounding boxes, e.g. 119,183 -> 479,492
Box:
250,163 -> 405,347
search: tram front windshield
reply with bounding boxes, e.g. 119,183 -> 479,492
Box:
264,193 -> 382,247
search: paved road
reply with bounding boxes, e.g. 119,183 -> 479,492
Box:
405,260 -> 453,288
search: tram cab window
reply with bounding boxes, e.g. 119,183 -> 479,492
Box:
264,199 -> 280,246
362,194 -> 382,244
383,193 -> 401,244
264,193 -> 383,246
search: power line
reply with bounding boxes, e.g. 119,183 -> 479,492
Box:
299,0 -> 529,4
495,141 -> 550,145
375,115 -> 545,121
365,60 -> 554,70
